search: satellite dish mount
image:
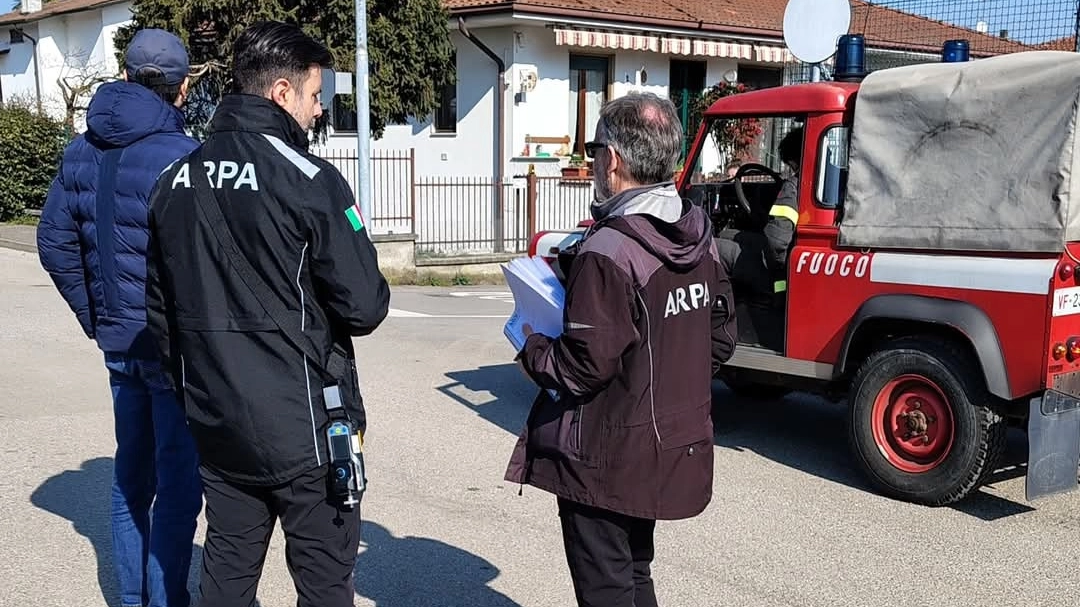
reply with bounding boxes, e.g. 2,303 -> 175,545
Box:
782,0 -> 856,82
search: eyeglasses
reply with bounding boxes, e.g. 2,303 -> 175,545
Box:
583,140 -> 610,159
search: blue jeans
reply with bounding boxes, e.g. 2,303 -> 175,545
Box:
106,353 -> 203,607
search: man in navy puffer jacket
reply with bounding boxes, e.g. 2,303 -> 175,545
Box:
37,29 -> 202,607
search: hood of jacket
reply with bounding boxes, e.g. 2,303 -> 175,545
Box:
208,93 -> 311,149
591,182 -> 713,271
86,81 -> 187,147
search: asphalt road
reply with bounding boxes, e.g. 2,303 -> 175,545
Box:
2,246 -> 1080,607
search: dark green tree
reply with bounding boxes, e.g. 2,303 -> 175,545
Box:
0,99 -> 69,219
114,0 -> 456,140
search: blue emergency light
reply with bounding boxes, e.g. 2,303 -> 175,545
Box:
833,34 -> 867,82
942,39 -> 970,62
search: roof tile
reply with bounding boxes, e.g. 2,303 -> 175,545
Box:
0,0 -> 125,25
448,0 -> 1033,55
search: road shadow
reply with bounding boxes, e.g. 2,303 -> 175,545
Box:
711,381 -> 1035,521
30,457 -> 205,605
355,521 -> 522,606
435,364 -> 1034,521
437,363 -> 535,436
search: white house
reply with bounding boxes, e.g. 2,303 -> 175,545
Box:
0,0 -> 1031,252
307,0 -> 1032,248
314,0 -> 1033,181
0,0 -> 130,131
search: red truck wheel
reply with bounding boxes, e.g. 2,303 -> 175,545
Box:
847,336 -> 1007,506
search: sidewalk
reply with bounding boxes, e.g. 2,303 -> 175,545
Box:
0,225 -> 36,254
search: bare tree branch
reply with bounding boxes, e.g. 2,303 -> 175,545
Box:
188,60 -> 225,81
55,49 -> 115,130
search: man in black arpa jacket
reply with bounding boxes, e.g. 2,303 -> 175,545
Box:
146,21 -> 390,607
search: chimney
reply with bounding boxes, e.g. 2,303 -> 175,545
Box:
999,28 -> 1009,39
976,20 -> 988,34
20,0 -> 43,14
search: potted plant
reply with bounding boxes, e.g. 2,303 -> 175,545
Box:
561,153 -> 591,179
673,160 -> 685,183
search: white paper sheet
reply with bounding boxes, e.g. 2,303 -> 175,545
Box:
502,256 -> 566,400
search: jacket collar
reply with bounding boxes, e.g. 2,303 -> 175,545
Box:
208,94 -> 310,149
590,182 -> 681,223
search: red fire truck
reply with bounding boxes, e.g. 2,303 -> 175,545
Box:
529,39 -> 1080,507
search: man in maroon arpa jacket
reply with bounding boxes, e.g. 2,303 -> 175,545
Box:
506,92 -> 738,607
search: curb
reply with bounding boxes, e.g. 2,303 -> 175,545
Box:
0,238 -> 36,254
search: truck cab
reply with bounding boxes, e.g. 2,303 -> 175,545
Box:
530,40 -> 1080,507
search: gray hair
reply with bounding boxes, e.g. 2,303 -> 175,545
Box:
596,92 -> 684,185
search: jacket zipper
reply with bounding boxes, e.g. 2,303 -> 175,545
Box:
575,403 -> 583,454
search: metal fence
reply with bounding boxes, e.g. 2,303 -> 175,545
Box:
784,0 -> 1080,82
315,148 -> 594,256
410,174 -> 593,256
317,148 -> 415,236
413,177 -> 525,255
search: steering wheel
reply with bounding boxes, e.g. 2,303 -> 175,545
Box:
733,163 -> 784,216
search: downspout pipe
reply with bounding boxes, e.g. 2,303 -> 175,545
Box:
458,17 -> 507,253
14,27 -> 42,114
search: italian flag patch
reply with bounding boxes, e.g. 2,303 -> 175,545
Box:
345,202 -> 366,232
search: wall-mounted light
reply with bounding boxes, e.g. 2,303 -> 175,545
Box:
516,67 -> 537,104
639,66 -> 648,84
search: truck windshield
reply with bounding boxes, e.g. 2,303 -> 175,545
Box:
681,116 -> 802,183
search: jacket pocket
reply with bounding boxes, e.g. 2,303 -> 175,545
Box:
655,402 -> 714,453
526,394 -> 597,466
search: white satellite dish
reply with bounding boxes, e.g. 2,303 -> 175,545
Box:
783,0 -> 852,64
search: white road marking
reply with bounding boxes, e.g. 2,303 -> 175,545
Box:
447,291 -> 514,303
388,308 -> 506,319
389,308 -> 431,317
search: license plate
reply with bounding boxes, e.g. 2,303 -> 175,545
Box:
1042,389 -> 1080,414
1052,286 -> 1080,317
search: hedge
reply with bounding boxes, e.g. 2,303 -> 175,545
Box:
0,100 -> 69,221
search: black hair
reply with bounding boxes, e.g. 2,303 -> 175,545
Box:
130,66 -> 183,105
231,21 -> 333,96
779,126 -> 803,165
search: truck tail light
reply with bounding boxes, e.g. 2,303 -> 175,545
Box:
1054,343 -> 1068,360
1060,262 -> 1075,281
1068,337 -> 1080,361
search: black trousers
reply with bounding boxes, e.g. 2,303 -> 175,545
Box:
558,497 -> 659,607
198,464 -> 361,607
716,229 -> 773,296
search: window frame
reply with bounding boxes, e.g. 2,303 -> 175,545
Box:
330,92 -> 358,134
432,51 -> 458,135
814,123 -> 851,210
568,53 -> 613,156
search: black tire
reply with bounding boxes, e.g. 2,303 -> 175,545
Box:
847,336 -> 1007,506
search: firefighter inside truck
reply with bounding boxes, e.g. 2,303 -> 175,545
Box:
691,122 -> 805,352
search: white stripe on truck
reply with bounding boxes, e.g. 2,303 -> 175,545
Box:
870,253 -> 1057,295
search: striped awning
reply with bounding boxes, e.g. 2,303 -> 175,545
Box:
754,45 -> 795,63
661,38 -> 753,60
553,27 -> 795,64
554,28 -> 660,52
